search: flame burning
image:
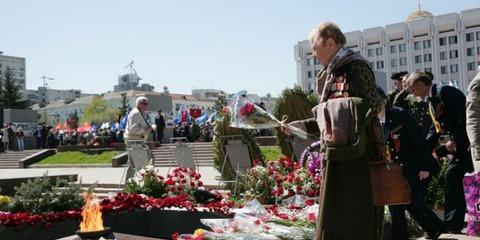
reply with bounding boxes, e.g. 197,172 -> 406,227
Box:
79,193 -> 104,232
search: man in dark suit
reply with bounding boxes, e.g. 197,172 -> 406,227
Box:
406,70 -> 474,233
378,88 -> 443,239
388,71 -> 408,105
154,110 -> 166,143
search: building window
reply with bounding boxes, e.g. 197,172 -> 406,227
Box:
414,41 -> 421,50
448,36 -> 458,45
399,44 -> 406,52
391,59 -> 398,67
477,31 -> 480,41
468,62 -> 477,71
467,47 -> 475,56
425,67 -> 432,73
477,47 -> 480,55
376,47 -> 383,56
439,37 -> 447,46
415,55 -> 422,64
441,66 -> 447,74
424,54 -> 432,62
449,50 -> 458,59
440,51 -> 446,60
307,58 -> 312,66
376,61 -> 384,69
451,64 -> 458,73
423,39 -> 431,48
400,57 -> 407,66
314,58 -> 319,65
307,71 -> 312,78
390,45 -> 397,54
466,32 -> 474,42
367,49 -> 374,57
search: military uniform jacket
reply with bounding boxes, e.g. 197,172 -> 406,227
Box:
385,107 -> 430,173
428,84 -> 473,172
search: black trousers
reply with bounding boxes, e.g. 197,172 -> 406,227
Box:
444,161 -> 467,232
156,129 -> 164,143
389,169 -> 443,240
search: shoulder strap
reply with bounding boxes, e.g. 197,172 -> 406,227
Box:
136,108 -> 151,128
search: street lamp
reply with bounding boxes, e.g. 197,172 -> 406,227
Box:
40,75 -> 54,123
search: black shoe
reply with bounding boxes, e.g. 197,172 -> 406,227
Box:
425,229 -> 442,239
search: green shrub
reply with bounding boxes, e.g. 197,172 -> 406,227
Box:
273,86 -> 318,158
9,176 -> 84,214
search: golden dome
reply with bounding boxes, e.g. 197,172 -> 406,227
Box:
407,9 -> 434,22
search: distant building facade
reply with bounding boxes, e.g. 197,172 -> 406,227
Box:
294,7 -> 480,94
26,87 -> 93,104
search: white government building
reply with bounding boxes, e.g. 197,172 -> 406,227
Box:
294,7 -> 480,94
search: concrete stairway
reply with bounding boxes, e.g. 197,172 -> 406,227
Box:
0,150 -> 43,168
152,142 -> 215,168
78,183 -> 124,199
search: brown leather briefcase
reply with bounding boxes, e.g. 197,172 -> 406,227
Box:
369,160 -> 411,206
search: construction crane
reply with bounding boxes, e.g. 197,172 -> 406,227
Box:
41,75 -> 54,88
124,60 -> 135,74
40,75 -> 54,104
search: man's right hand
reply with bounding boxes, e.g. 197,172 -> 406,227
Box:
281,120 -> 306,135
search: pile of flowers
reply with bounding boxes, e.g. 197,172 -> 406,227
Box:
125,165 -> 166,198
125,166 -> 206,200
242,156 -> 321,204
0,210 -> 81,229
165,167 -> 204,195
175,198 -> 318,240
100,193 -> 233,215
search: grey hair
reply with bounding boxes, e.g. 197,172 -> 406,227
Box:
135,96 -> 148,107
309,22 -> 346,48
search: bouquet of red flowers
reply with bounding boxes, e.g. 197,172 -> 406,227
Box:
230,96 -> 308,139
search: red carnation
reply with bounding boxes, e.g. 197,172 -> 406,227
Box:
240,103 -> 255,116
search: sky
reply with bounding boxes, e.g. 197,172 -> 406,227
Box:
0,0 -> 479,97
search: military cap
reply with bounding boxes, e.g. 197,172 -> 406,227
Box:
390,71 -> 409,80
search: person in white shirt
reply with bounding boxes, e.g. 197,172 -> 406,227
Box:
124,96 -> 154,179
124,96 -> 152,142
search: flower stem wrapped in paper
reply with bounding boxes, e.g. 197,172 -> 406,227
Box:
230,96 -> 308,139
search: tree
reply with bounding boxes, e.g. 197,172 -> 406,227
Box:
80,96 -> 120,125
0,68 -> 29,109
0,68 -> 29,125
213,91 -> 226,112
118,92 -> 130,119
